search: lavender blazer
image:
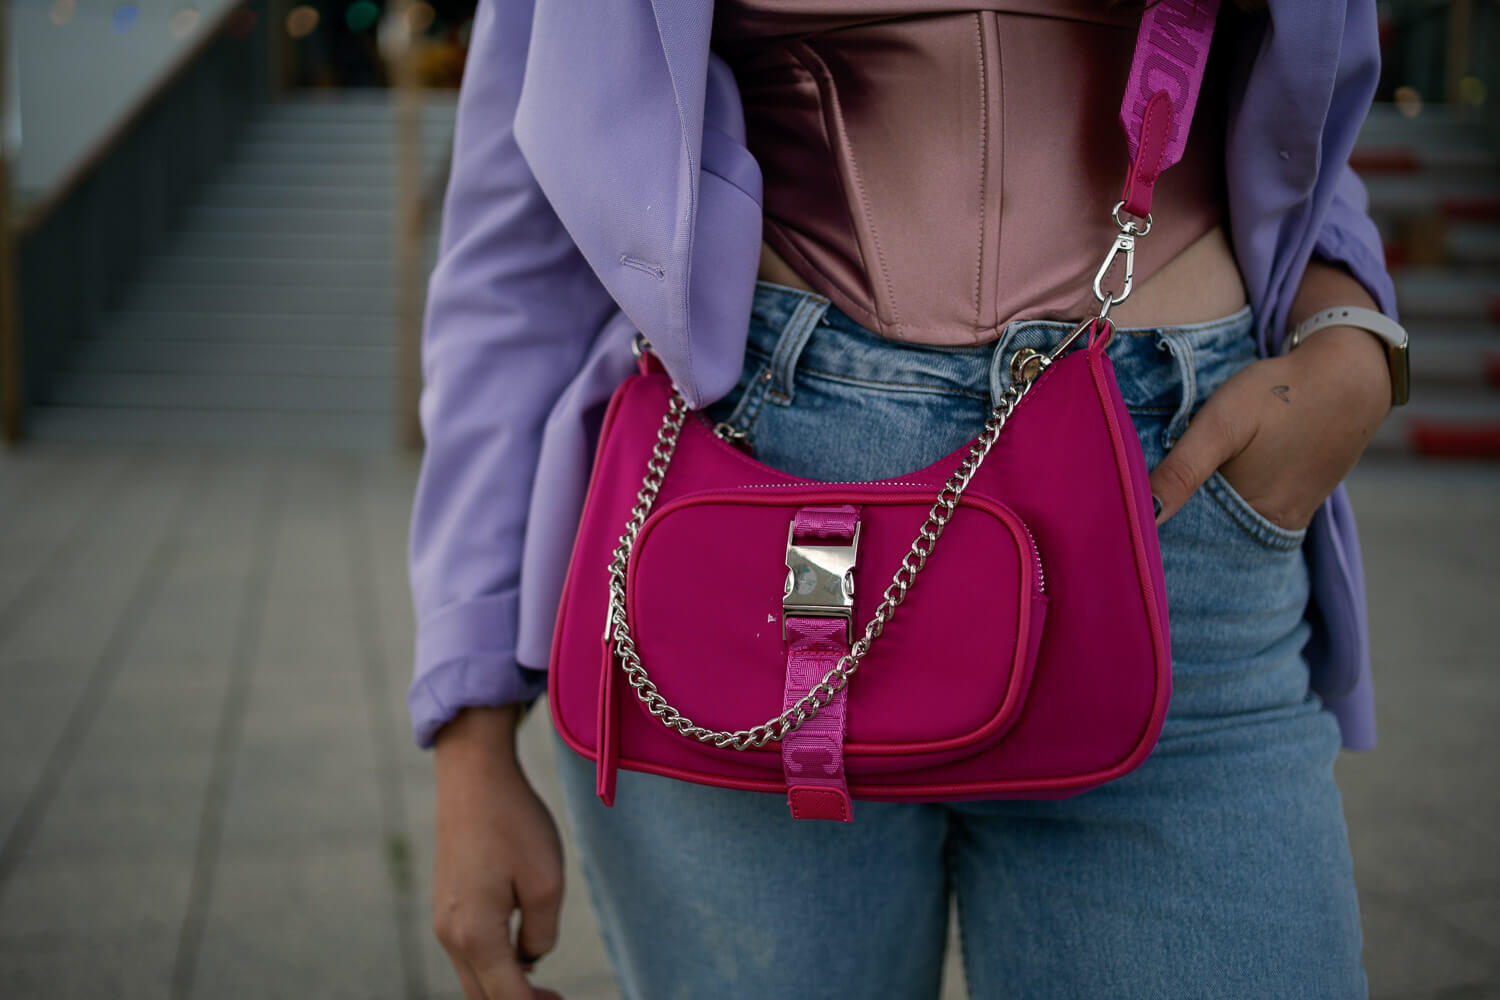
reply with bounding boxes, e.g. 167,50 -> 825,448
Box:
407,0 -> 1398,751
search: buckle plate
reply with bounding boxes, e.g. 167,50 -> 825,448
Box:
782,521 -> 860,642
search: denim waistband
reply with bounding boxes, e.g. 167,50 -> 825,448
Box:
744,279 -> 1257,416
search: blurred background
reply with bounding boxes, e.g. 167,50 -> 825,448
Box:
0,1 -> 1496,998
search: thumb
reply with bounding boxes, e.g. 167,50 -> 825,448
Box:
1148,402 -> 1247,525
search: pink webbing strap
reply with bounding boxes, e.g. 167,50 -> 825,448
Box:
1118,0 -> 1220,220
782,505 -> 858,822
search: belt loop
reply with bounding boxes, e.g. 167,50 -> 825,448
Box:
766,293 -> 831,406
1154,327 -> 1198,449
987,322 -> 1023,405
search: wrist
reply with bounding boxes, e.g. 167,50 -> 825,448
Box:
433,703 -> 525,769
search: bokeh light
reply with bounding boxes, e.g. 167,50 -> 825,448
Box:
1459,75 -> 1487,108
405,1 -> 435,33
1393,85 -> 1422,119
49,0 -> 77,27
111,3 -> 139,34
170,6 -> 201,38
345,0 -> 380,33
228,6 -> 258,37
286,5 -> 320,39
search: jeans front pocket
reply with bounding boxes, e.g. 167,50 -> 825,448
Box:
1201,470 -> 1309,552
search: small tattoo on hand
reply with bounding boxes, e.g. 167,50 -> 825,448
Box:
1271,385 -> 1291,404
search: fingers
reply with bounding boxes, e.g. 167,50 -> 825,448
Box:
515,866 -> 564,969
471,948 -> 538,1000
1148,397 -> 1252,525
442,933 -> 536,1000
452,963 -> 492,1000
435,894 -> 536,1000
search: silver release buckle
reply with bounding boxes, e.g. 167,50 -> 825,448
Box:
782,521 -> 860,643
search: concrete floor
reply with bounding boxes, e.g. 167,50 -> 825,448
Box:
0,445 -> 1494,999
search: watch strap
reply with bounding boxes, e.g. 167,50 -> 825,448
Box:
1284,306 -> 1407,352
1283,306 -> 1411,406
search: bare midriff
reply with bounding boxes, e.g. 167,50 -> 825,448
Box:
757,224 -> 1248,331
715,0 -> 1248,344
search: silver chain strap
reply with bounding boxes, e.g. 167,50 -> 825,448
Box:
603,365 -> 1043,751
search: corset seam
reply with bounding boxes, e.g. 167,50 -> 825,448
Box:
971,12 -> 988,335
795,39 -> 902,333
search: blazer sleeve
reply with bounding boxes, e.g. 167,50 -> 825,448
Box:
1313,163 -> 1399,320
1308,0 -> 1398,321
407,0 -> 619,748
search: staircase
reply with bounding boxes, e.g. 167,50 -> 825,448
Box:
26,92 -> 456,450
26,97 -> 1497,455
1356,104 -> 1500,458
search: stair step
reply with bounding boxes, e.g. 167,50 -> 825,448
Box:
1406,320 -> 1500,339
1408,419 -> 1500,460
176,206 -> 394,236
1392,272 -> 1500,323
242,116 -> 454,145
165,231 -> 399,260
267,94 -> 457,119
1446,223 -> 1500,268
1379,219 -> 1500,271
1358,105 -> 1488,142
43,370 -> 396,412
26,406 -> 395,450
117,282 -> 395,315
1408,331 -> 1500,383
1364,175 -> 1500,221
197,182 -> 405,212
1369,387 -> 1500,455
1351,144 -> 1500,174
101,311 -> 392,343
217,160 -> 401,186
230,138 -> 450,169
246,105 -> 454,125
137,254 -> 395,286
69,339 -> 395,377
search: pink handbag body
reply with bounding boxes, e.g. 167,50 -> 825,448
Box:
549,0 -> 1219,821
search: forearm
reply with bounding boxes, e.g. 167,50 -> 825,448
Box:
1284,258 -> 1392,416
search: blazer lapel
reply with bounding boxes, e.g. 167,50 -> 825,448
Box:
514,0 -> 702,360
516,0 -> 760,406
647,0 -> 715,173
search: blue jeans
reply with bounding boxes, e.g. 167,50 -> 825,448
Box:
554,281 -> 1366,999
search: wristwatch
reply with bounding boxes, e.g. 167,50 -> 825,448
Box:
1282,305 -> 1411,406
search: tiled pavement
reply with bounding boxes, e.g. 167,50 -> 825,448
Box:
0,444 -> 1494,1000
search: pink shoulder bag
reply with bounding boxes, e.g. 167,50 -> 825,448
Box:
550,0 -> 1220,822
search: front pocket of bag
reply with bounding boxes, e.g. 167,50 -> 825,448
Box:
622,486 -> 1046,771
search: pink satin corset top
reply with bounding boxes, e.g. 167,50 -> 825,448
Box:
711,1 -> 1228,345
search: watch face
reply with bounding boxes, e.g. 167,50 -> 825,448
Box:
1390,341 -> 1411,407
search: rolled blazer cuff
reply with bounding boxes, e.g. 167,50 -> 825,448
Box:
1311,166 -> 1400,322
408,591 -> 545,748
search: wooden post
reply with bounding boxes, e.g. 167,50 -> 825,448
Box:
392,0 -> 425,449
1445,0 -> 1472,113
266,0 -> 288,98
0,0 -> 23,445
